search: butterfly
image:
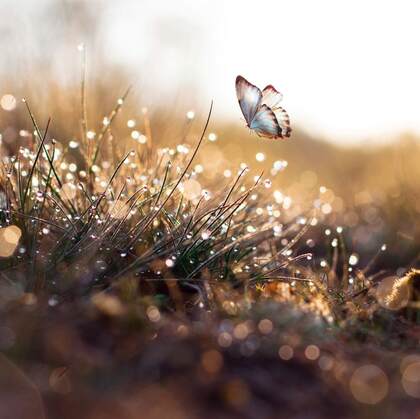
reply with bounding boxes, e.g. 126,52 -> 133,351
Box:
235,75 -> 291,139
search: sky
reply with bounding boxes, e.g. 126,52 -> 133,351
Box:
2,0 -> 420,144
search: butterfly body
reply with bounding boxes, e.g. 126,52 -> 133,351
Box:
236,75 -> 291,139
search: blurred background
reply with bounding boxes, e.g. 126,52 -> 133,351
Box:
3,0 -> 420,141
0,0 -> 419,268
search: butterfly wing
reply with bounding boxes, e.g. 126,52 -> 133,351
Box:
273,107 -> 292,138
261,85 -> 283,108
262,85 -> 292,138
249,104 -> 281,139
236,75 -> 262,126
236,76 -> 291,139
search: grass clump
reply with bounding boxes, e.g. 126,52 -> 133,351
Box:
0,77 -> 419,419
0,92 -> 317,312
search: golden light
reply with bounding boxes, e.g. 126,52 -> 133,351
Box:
304,345 -> 320,361
61,183 -> 77,200
68,163 -> 77,173
318,355 -> 334,371
91,294 -> 124,317
278,345 -> 294,360
194,164 -> 203,174
273,190 -> 284,204
273,160 -> 288,170
86,130 -> 96,139
376,276 -> 411,311
321,203 -> 332,215
349,254 -> 359,266
255,152 -> 265,162
1,94 -> 17,111
233,323 -> 249,340
165,258 -> 174,268
0,225 -> 22,258
257,319 -> 273,334
349,364 -> 389,405
109,200 -> 130,219
180,179 -> 202,201
200,145 -> 225,173
146,305 -> 161,322
138,134 -> 147,144
400,354 -> 420,375
401,361 -> 420,398
218,332 -> 233,348
131,130 -> 140,140
208,132 -> 218,142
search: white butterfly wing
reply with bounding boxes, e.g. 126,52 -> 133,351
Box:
261,85 -> 283,109
249,104 -> 281,139
273,107 -> 292,138
236,75 -> 262,126
262,84 -> 292,138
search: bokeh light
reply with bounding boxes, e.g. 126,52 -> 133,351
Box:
278,345 -> 294,360
1,94 -> 17,111
349,365 -> 389,405
0,225 -> 22,258
376,276 -> 411,311
180,179 -> 202,201
401,361 -> 420,398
